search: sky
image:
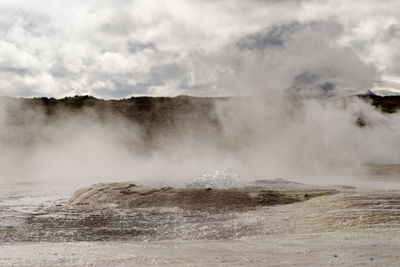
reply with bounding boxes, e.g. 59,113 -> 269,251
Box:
0,0 -> 400,99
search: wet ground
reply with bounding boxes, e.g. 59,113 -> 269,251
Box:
1,178 -> 400,266
0,182 -> 299,242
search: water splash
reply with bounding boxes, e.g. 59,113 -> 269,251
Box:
185,168 -> 241,189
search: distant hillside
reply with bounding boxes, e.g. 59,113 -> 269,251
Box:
13,94 -> 400,115
2,95 -> 227,143
1,94 -> 400,141
10,94 -> 400,114
358,95 -> 400,113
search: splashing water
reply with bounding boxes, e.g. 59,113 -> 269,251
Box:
185,168 -> 242,189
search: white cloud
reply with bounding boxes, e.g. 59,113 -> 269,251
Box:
0,0 -> 398,98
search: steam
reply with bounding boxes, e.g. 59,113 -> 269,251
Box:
1,94 -> 400,186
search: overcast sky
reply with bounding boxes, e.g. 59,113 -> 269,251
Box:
0,0 -> 399,98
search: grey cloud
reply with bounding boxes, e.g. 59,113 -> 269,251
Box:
50,64 -> 69,78
237,22 -> 302,50
294,71 -> 319,85
376,24 -> 400,42
19,12 -> 51,37
320,82 -> 335,94
0,67 -> 31,76
217,18 -> 376,97
237,21 -> 342,51
149,64 -> 184,85
0,9 -> 52,38
387,24 -> 400,39
309,20 -> 343,38
289,81 -> 337,98
128,42 -> 157,53
100,13 -> 135,36
371,23 -> 400,75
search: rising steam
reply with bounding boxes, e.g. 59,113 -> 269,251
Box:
0,93 -> 399,186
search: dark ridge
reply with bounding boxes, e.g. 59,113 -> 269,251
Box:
2,95 -> 400,119
5,94 -> 400,113
358,94 -> 400,113
13,94 -> 400,114
18,95 -> 228,119
1,95 -> 229,144
1,94 -> 399,145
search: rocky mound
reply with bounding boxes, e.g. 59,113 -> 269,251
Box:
70,182 -> 336,212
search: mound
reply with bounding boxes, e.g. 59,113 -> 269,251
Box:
70,182 -> 336,212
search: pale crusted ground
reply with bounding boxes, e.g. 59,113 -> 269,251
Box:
1,180 -> 400,266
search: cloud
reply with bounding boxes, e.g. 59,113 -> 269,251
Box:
0,0 -> 398,98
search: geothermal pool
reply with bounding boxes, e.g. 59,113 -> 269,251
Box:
1,176 -> 400,266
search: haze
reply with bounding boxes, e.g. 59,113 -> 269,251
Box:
0,0 -> 400,185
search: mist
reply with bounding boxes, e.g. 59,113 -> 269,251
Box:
1,93 -> 399,187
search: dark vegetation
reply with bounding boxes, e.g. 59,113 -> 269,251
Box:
359,95 -> 400,113
1,94 -> 399,145
22,95 -> 224,136
2,95 -> 227,145
15,94 -> 400,121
